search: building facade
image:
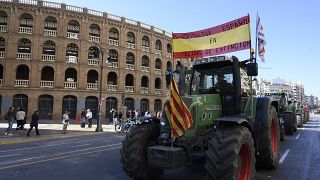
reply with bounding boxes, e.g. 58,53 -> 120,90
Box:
0,0 -> 182,120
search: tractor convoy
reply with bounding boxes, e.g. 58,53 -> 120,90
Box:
120,55 -> 286,179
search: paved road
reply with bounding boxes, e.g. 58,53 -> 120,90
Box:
0,115 -> 320,180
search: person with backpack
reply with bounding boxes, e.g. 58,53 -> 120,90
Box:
4,107 -> 15,136
27,110 -> 40,137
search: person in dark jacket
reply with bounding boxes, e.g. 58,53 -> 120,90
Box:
27,110 -> 40,137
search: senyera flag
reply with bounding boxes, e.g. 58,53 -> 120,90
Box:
173,15 -> 251,59
163,79 -> 192,140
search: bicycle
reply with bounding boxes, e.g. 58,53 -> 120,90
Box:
115,118 -> 135,133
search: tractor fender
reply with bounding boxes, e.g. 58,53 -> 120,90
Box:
254,97 -> 279,154
215,116 -> 253,136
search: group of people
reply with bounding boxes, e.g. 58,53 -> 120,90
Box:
62,109 -> 93,134
4,106 -> 40,137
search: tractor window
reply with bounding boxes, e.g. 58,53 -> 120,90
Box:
191,66 -> 234,95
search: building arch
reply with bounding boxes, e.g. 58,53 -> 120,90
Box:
62,95 -> 77,119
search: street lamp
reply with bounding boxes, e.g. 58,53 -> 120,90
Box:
94,43 -> 110,132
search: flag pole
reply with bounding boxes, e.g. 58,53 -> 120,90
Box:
254,12 -> 258,63
247,14 -> 254,119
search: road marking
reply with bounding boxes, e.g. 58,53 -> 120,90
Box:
296,134 -> 301,139
0,154 -> 21,158
279,149 -> 290,164
0,146 -> 121,170
72,143 -> 91,147
0,143 -> 122,166
0,136 -> 121,153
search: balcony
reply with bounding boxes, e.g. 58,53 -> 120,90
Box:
155,49 -> 162,55
0,51 -> 5,59
142,46 -> 150,52
86,83 -> 98,90
18,27 -> 33,34
125,86 -> 134,92
67,32 -> 79,39
89,36 -> 101,43
141,87 -> 149,94
88,59 -> 100,66
42,54 -> 55,61
125,64 -> 135,70
167,53 -> 172,58
155,89 -> 162,95
64,82 -> 77,89
126,42 -> 135,49
141,66 -> 149,72
15,80 -> 29,87
16,53 -> 31,60
107,85 -> 117,91
155,69 -> 161,74
66,56 -> 78,64
43,29 -> 57,37
0,79 -> 2,86
109,39 -> 119,46
0,25 -> 7,32
107,62 -> 118,68
40,80 -> 54,88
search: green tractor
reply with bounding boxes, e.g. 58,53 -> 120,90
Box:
283,100 -> 297,135
120,56 -> 281,180
264,92 -> 287,141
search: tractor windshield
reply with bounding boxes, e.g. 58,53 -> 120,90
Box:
190,65 -> 234,95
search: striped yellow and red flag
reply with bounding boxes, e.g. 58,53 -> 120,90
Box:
163,79 -> 193,140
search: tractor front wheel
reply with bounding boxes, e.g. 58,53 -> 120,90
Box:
205,125 -> 255,180
120,122 -> 162,179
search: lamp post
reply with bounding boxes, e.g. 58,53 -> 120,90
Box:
94,43 -> 107,132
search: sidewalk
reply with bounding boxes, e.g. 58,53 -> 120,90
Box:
0,119 -> 117,145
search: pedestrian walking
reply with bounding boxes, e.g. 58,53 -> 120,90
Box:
16,107 -> 26,131
62,111 -> 70,134
80,109 -> 86,128
4,106 -> 15,136
27,110 -> 40,137
86,109 -> 93,128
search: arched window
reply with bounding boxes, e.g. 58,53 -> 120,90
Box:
108,49 -> 118,62
88,46 -> 99,59
41,66 -> 54,81
66,43 -> 79,63
142,55 -> 149,67
155,40 -> 162,50
140,99 -> 149,114
65,68 -> 77,82
155,78 -> 161,89
85,96 -> 98,119
0,37 -> 5,52
89,24 -> 100,36
167,43 -> 172,54
109,27 -> 119,40
38,95 -> 53,119
62,95 -> 77,119
142,35 -> 150,47
107,72 -> 117,85
141,76 -> 149,88
124,98 -> 135,111
20,13 -> 33,27
155,58 -> 162,69
44,16 -> 57,30
125,74 -> 134,86
18,38 -> 31,53
127,32 -> 135,43
154,99 -> 162,112
126,52 -> 135,64
43,40 -> 56,55
13,94 -> 28,114
16,65 -> 29,80
0,11 -> 8,26
106,97 -> 118,119
67,20 -> 80,33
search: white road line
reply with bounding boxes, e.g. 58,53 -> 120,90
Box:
279,149 -> 290,164
296,134 -> 301,139
0,154 -> 21,158
0,136 -> 122,153
72,143 -> 91,147
0,143 -> 121,165
0,146 -> 121,170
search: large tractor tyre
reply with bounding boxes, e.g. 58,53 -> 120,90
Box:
297,115 -> 303,128
256,106 -> 280,169
205,125 -> 255,180
120,122 -> 162,180
283,112 -> 294,135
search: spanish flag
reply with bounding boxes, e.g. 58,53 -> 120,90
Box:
163,79 -> 193,140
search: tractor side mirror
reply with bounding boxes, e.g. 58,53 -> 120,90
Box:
247,62 -> 258,76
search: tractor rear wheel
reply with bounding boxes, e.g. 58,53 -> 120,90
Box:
120,122 -> 162,179
283,112 -> 294,135
205,125 -> 255,180
256,106 -> 280,169
297,114 -> 303,128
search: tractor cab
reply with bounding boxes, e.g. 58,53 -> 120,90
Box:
190,55 -> 253,116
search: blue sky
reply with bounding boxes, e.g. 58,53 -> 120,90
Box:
52,0 -> 320,97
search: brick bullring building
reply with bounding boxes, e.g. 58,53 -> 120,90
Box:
0,0 -> 189,120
